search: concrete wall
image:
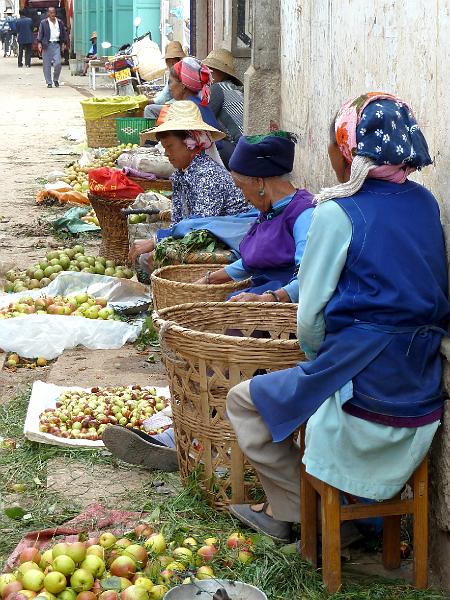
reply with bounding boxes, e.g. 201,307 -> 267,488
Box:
278,0 -> 450,592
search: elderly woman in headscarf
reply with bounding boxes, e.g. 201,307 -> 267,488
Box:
195,132 -> 314,304
225,92 -> 450,543
128,101 -> 248,269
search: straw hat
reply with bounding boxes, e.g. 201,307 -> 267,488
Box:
146,101 -> 226,141
90,31 -> 97,39
203,48 -> 243,85
164,41 -> 186,60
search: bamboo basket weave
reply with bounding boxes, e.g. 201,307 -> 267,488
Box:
153,302 -> 303,509
89,194 -> 134,263
151,265 -> 252,311
85,109 -> 141,148
129,177 -> 173,192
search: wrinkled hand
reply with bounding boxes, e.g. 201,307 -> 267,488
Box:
229,292 -> 272,303
128,239 -> 155,263
194,276 -> 208,285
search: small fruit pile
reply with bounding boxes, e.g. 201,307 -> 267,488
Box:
81,211 -> 100,227
128,215 -> 147,225
4,353 -> 48,370
0,294 -> 116,321
3,246 -> 133,293
0,527 -> 255,600
62,145 -> 138,191
39,386 -> 169,441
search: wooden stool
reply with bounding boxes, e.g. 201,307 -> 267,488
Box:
300,445 -> 429,593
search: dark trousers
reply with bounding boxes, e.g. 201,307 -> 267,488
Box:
18,43 -> 32,67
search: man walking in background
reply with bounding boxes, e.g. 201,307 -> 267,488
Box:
37,7 -> 68,88
16,10 -> 33,68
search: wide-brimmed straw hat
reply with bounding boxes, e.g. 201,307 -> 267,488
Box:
164,41 -> 186,60
90,31 -> 97,39
146,101 -> 226,141
203,48 -> 243,86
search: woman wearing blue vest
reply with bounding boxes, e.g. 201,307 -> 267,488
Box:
226,92 -> 450,542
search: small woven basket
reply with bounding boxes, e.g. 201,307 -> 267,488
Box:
153,301 -> 303,509
129,177 -> 172,192
85,109 -> 141,148
151,264 -> 251,310
89,194 -> 134,263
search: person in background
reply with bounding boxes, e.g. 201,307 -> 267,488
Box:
2,20 -> 12,57
203,48 -> 244,166
143,41 -> 186,118
226,92 -> 450,543
82,32 -> 97,75
128,101 -> 248,274
196,132 -> 313,304
16,10 -> 33,68
37,7 -> 68,88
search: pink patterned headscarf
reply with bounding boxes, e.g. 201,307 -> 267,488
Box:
335,92 -> 416,184
173,57 -> 212,106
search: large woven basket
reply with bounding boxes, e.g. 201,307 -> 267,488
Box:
129,177 -> 172,192
89,194 -> 134,263
151,264 -> 251,311
153,248 -> 234,269
153,302 -> 303,509
85,109 -> 141,148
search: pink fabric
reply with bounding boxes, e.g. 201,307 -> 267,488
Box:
335,92 -> 416,183
184,130 -> 213,151
173,57 -> 212,106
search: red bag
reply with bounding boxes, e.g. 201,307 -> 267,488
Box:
88,167 -> 144,199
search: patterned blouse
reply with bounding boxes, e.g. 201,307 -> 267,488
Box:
170,153 -> 248,224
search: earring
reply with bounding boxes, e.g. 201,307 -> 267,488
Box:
258,188 -> 265,197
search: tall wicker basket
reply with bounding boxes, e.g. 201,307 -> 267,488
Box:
89,194 -> 134,263
151,264 -> 251,311
153,302 -> 303,510
85,109 -> 141,148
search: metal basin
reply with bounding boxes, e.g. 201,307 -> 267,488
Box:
163,579 -> 268,600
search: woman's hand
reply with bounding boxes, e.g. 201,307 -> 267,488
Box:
229,290 -> 291,303
128,239 -> 155,263
194,269 -> 232,285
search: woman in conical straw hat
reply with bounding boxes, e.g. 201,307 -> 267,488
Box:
129,101 -> 248,271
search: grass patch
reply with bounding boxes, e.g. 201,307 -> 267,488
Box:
0,391 -> 448,599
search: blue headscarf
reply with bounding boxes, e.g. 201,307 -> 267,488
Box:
229,131 -> 296,177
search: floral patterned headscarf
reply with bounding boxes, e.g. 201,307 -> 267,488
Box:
335,92 -> 432,183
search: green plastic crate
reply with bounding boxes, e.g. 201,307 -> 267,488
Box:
115,117 -> 156,145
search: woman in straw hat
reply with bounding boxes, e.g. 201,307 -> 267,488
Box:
143,41 -> 185,117
203,48 -> 244,146
129,100 -> 248,270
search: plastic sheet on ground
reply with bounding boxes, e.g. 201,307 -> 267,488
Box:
0,272 -> 151,359
24,380 -> 170,448
4,504 -> 146,572
53,206 -> 101,233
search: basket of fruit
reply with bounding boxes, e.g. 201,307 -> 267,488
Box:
152,302 -> 303,509
89,195 -> 135,264
151,265 -> 251,311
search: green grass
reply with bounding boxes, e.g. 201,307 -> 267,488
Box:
0,390 -> 448,599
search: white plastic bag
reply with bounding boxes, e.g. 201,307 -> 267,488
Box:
117,147 -> 174,178
0,272 -> 151,359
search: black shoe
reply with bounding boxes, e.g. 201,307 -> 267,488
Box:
47,83 -> 52,88
18,64 -> 23,68
229,503 -> 292,542
54,81 -> 59,87
102,425 -> 179,472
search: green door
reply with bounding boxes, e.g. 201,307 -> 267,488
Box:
133,0 -> 161,46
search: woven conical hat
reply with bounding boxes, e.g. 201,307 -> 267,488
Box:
203,48 -> 242,85
146,101 -> 226,141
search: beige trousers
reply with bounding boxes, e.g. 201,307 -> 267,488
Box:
226,380 -> 301,523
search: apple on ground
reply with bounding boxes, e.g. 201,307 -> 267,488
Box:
133,579 -> 153,593
120,586 -> 149,600
226,532 -> 247,549
109,556 -> 136,579
3,581 -> 24,598
52,556 -> 76,576
0,574 -> 17,597
21,570 -> 45,593
69,571 -> 94,594
19,549 -> 42,566
51,545 -> 68,560
39,551 -> 54,571
122,545 -> 148,568
237,549 -> 254,565
98,593 -> 118,600
80,556 -> 105,578
84,547 -> 103,560
148,586 -> 167,600
98,534 -> 116,550
143,535 -> 166,556
14,591 -> 37,599
196,566 -> 215,580
113,539 -> 131,550
65,544 -> 86,566
34,592 -> 55,600
56,589 -> 77,600
74,593 -> 96,600
172,548 -> 193,563
134,525 -> 153,539
17,563 -> 41,582
196,545 -> 217,562
43,572 -> 66,595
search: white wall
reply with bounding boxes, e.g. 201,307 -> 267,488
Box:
279,0 -> 450,590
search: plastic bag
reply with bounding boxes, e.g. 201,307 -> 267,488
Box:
80,95 -> 148,121
36,187 -> 90,206
117,147 -> 174,178
89,167 -> 144,199
0,272 -> 150,359
46,170 -> 67,183
132,36 -> 166,82
52,206 -> 101,233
